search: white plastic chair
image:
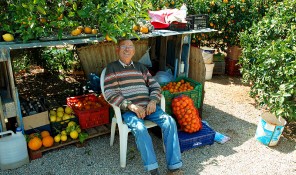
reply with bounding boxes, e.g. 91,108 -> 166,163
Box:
100,68 -> 165,168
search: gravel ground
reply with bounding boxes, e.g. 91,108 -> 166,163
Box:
2,75 -> 295,175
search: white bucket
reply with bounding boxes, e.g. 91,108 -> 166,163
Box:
201,47 -> 215,64
255,112 -> 287,146
0,128 -> 29,170
205,63 -> 215,80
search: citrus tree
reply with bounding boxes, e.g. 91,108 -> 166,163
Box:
239,0 -> 296,122
189,0 -> 282,50
97,0 -> 151,43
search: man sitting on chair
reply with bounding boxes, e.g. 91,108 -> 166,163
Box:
103,39 -> 183,175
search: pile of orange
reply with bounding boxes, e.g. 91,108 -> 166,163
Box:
172,95 -> 202,133
68,94 -> 109,111
27,130 -> 54,151
161,79 -> 194,93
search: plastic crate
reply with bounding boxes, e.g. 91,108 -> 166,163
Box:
186,14 -> 209,30
67,94 -> 110,129
213,61 -> 226,75
169,22 -> 190,31
161,77 -> 202,115
178,122 -> 215,152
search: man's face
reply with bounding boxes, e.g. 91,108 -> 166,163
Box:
117,40 -> 135,64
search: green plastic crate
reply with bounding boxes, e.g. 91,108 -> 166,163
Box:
161,77 -> 202,115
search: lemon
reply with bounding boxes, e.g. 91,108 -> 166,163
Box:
50,115 -> 57,122
68,121 -> 76,127
61,135 -> 67,142
62,113 -> 70,120
61,130 -> 67,135
54,134 -> 61,142
2,33 -> 14,42
49,110 -> 56,116
65,106 -> 73,114
57,111 -> 64,118
70,130 -> 79,139
57,107 -> 64,113
56,117 -> 62,122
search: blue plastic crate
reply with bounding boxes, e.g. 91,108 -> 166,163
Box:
178,122 -> 215,152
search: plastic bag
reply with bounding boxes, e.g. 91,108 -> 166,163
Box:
153,71 -> 174,84
88,73 -> 100,92
138,47 -> 152,67
172,95 -> 202,133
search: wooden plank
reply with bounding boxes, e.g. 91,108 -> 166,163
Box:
188,46 -> 206,117
0,97 -> 7,131
159,37 -> 168,71
29,124 -> 111,160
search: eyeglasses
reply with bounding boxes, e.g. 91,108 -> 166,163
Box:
119,45 -> 134,50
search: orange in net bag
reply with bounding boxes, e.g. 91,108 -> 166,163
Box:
172,95 -> 202,133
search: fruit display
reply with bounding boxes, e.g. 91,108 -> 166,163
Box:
172,95 -> 202,133
132,19 -> 154,34
52,121 -> 88,144
67,94 -> 108,111
161,79 -> 194,93
71,26 -> 99,36
49,106 -> 78,135
67,93 -> 110,129
27,130 -> 54,151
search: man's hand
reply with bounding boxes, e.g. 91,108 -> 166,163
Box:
128,104 -> 146,119
146,100 -> 156,116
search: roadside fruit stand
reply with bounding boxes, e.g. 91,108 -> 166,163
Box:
0,20 -> 216,171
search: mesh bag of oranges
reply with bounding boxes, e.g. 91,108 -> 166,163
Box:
161,77 -> 203,115
172,95 -> 202,133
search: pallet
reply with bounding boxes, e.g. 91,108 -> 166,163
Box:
29,124 -> 111,160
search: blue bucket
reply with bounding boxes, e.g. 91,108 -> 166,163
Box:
255,112 -> 286,146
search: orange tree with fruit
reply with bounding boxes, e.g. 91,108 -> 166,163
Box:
0,0 -> 152,43
188,0 -> 283,51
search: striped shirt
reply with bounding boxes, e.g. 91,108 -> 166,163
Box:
104,60 -> 161,110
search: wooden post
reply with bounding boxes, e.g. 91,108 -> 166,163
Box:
189,46 -> 206,117
0,97 -> 7,131
159,37 -> 168,71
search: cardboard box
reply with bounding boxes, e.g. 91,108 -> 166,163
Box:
23,111 -> 50,131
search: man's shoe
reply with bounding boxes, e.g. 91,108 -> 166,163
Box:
166,168 -> 184,175
150,168 -> 160,175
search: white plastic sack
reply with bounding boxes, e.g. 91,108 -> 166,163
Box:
138,47 -> 152,67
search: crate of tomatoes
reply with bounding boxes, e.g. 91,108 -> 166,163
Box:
66,93 -> 110,129
161,77 -> 202,115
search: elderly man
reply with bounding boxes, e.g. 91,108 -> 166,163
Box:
103,39 -> 183,175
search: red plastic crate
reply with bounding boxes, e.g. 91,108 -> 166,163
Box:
67,94 -> 109,129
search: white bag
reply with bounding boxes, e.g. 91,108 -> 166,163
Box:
138,47 -> 152,67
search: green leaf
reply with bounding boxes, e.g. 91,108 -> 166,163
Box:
37,6 -> 46,15
22,3 -> 28,8
73,2 -> 77,11
79,132 -> 89,143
